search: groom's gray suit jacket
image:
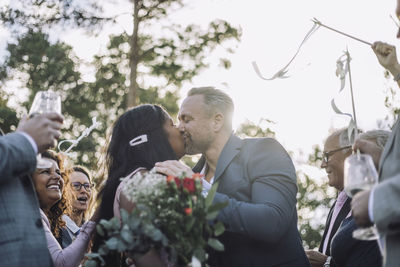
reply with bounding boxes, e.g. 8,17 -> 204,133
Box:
194,135 -> 309,267
374,119 -> 400,267
0,133 -> 52,266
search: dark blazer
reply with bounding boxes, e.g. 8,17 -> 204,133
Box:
318,197 -> 352,256
330,217 -> 382,267
195,135 -> 309,267
0,133 -> 52,266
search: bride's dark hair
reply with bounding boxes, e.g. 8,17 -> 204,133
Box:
93,104 -> 178,262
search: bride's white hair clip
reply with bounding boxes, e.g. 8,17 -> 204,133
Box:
129,134 -> 148,147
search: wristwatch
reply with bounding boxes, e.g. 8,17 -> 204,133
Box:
323,256 -> 332,267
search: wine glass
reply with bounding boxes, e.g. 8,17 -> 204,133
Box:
343,152 -> 379,240
28,90 -> 61,168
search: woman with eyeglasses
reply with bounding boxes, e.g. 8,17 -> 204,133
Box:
62,166 -> 96,242
32,150 -> 100,267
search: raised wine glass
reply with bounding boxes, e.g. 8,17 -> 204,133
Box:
28,90 -> 61,168
343,152 -> 379,240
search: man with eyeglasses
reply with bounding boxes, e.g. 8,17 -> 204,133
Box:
306,129 -> 352,267
307,129 -> 387,267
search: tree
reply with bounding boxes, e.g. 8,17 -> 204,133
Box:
0,0 -> 241,176
0,30 -> 101,166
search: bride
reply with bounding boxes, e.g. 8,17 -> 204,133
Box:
93,104 -> 191,267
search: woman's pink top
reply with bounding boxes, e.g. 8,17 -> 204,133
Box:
40,209 -> 96,267
113,167 -> 146,219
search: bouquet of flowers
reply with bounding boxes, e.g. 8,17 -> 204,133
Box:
85,169 -> 227,267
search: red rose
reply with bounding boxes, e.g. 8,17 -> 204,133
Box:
174,177 -> 181,188
183,177 -> 195,193
184,207 -> 192,215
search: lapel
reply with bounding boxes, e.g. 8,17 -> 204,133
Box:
378,118 -> 399,177
213,134 -> 242,183
318,197 -> 351,255
319,202 -> 335,253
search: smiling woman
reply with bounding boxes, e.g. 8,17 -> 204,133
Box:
32,150 -> 70,240
31,150 -> 100,267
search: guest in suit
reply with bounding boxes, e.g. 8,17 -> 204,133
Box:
305,129 -> 353,267
307,129 -> 387,267
352,41 -> 400,267
32,150 -> 99,267
157,87 -> 309,267
328,130 -> 388,267
0,112 -> 63,266
63,166 -> 95,241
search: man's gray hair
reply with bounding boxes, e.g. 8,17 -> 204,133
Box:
328,128 -> 361,154
359,130 -> 391,149
187,86 -> 234,130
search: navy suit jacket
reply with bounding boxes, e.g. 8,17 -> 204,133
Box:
318,197 -> 351,256
194,135 -> 310,267
0,133 -> 52,266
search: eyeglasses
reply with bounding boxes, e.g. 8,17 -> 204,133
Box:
322,146 -> 352,163
71,182 -> 93,192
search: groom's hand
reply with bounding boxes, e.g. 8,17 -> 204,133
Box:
155,160 -> 194,177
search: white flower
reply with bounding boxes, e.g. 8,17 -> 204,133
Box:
122,168 -> 166,203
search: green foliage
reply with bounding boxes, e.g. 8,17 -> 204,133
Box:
236,118 -> 276,138
0,92 -> 18,134
0,0 -> 108,32
0,0 -> 241,182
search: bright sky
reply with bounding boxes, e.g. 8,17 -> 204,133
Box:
1,0 -> 399,159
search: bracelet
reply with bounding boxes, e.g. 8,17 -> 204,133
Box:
323,256 -> 332,267
393,73 -> 400,81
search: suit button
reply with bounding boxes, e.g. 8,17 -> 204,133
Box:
36,218 -> 43,228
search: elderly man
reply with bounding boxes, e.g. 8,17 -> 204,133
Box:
307,129 -> 387,267
158,87 -> 309,267
352,40 -> 400,267
0,113 -> 63,266
306,129 -> 353,267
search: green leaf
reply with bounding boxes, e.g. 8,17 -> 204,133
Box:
120,227 -> 134,243
206,211 -> 219,220
207,238 -> 224,251
193,248 -> 206,262
213,221 -> 225,236
96,225 -> 105,237
205,181 -> 220,208
207,201 -> 228,214
105,237 -> 119,250
83,259 -> 98,267
185,216 -> 196,232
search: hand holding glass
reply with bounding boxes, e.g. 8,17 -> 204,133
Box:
344,153 -> 379,240
28,90 -> 61,168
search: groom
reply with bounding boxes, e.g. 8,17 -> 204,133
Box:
176,87 -> 309,266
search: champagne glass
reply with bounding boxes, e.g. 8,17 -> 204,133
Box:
344,152 -> 379,240
28,90 -> 61,168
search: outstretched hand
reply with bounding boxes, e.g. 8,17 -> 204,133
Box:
372,41 -> 400,75
155,160 -> 194,177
